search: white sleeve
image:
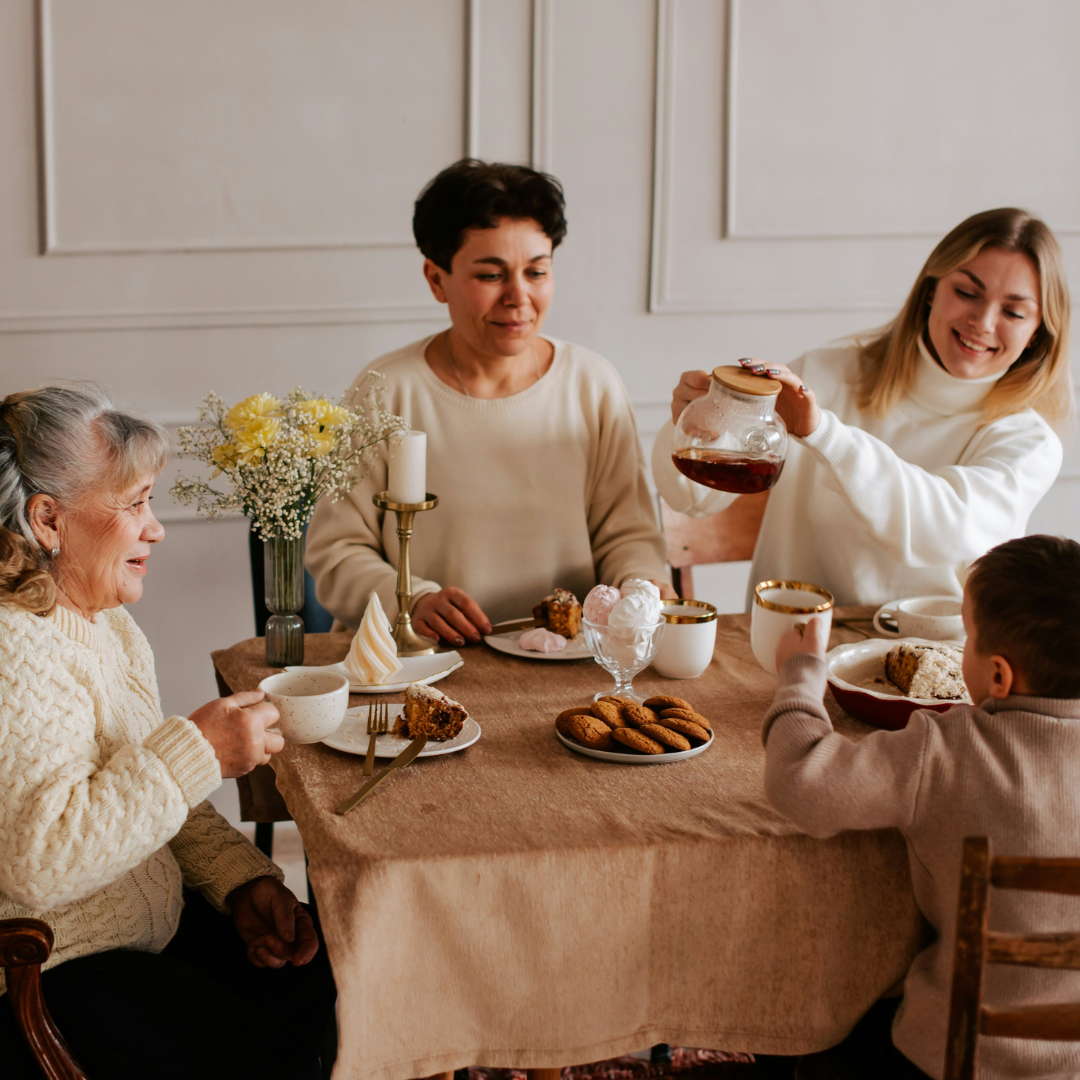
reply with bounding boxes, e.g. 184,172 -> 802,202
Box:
650,419 -> 738,518
799,408 -> 1063,566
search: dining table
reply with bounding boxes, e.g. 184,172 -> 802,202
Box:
211,605 -> 926,1080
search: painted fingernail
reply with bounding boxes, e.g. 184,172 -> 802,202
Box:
738,357 -> 752,366
753,366 -> 765,374
799,384 -> 809,393
768,368 -> 780,375
454,636 -> 464,646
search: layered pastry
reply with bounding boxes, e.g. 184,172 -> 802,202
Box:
344,592 -> 402,684
394,682 -> 467,741
883,642 -> 967,700
532,588 -> 582,638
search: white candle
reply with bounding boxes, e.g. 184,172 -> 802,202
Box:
387,430 -> 427,504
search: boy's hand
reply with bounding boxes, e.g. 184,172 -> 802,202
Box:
775,616 -> 829,671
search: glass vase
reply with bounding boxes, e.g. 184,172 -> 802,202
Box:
264,533 -> 305,667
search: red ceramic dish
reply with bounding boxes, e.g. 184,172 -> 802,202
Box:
825,639 -> 965,731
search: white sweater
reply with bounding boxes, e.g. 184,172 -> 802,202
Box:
0,602 -> 281,989
652,340 -> 1063,606
306,335 -> 669,628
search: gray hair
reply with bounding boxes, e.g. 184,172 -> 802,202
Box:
0,384 -> 170,557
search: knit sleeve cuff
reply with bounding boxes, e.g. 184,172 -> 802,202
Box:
761,654 -> 830,745
798,408 -> 856,470
144,716 -> 221,808
204,844 -> 285,913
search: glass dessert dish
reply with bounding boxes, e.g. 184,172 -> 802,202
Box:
672,365 -> 788,494
582,617 -> 665,704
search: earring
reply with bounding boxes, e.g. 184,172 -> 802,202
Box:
50,547 -> 59,558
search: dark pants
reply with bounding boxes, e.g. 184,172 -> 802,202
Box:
796,996 -> 933,1080
0,890 -> 336,1080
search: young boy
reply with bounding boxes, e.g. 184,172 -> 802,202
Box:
763,535 -> 1080,1080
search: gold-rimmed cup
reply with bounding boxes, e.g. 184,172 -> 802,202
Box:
652,600 -> 718,679
750,580 -> 834,675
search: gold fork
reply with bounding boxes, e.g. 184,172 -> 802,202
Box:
362,697 -> 390,776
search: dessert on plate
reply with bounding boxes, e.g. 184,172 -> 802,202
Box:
862,642 -> 969,701
533,588 -> 582,638
519,627 -> 568,653
394,682 -> 468,741
344,592 -> 403,684
554,694 -> 711,755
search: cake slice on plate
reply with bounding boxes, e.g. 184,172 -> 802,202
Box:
532,588 -> 582,638
394,683 -> 468,741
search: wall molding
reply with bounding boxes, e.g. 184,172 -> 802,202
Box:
530,0 -> 553,171
37,0 -> 479,256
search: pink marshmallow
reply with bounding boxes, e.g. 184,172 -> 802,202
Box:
583,584 -> 622,626
519,627 -> 568,653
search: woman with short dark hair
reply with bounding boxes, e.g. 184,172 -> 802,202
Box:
307,159 -> 671,642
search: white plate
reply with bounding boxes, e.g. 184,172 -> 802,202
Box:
284,651 -> 463,693
322,704 -> 481,757
826,638 -> 969,705
555,728 -> 713,764
483,623 -> 592,661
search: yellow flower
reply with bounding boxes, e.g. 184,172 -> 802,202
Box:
307,432 -> 336,458
225,393 -> 281,433
297,399 -> 349,432
232,416 -> 281,463
210,441 -> 238,476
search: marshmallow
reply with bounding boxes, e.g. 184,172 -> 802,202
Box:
519,627 -> 568,653
583,584 -> 621,626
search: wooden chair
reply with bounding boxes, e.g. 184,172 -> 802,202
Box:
658,493 -> 768,599
0,918 -> 88,1079
945,836 -> 1080,1079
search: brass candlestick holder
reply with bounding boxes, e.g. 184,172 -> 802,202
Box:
372,490 -> 439,657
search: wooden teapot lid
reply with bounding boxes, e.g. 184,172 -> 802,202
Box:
711,365 -> 782,397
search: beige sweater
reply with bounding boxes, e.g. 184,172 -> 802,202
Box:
306,335 -> 668,628
764,654 -> 1080,1079
0,602 -> 281,990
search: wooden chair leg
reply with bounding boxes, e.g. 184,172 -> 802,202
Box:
527,1069 -> 563,1080
944,837 -> 991,1080
1,919 -> 89,1080
254,821 -> 274,857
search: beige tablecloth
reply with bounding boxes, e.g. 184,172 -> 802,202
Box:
212,608 -> 924,1080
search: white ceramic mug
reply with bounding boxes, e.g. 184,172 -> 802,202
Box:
257,670 -> 350,744
751,580 -> 834,675
872,596 -> 965,641
652,601 -> 718,679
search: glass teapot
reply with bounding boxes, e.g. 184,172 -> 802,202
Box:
671,366 -> 788,494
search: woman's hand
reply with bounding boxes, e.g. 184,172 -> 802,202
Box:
774,616 -> 829,671
738,358 -> 821,438
189,691 -> 283,779
647,579 -> 679,601
228,876 -> 319,969
413,587 -> 492,646
670,370 -> 712,425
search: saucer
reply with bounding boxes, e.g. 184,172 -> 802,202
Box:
285,651 -> 463,693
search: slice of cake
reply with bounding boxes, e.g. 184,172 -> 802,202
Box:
884,642 -> 967,700
394,683 -> 467,741
532,588 -> 582,637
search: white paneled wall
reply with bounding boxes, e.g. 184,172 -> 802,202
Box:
2,0 -> 1077,732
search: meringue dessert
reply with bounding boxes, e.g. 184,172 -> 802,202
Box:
582,584 -> 621,626
344,592 -> 403,685
519,627 -> 568,653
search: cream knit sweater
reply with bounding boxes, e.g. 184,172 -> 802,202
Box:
306,335 -> 669,628
0,601 -> 281,991
652,340 -> 1063,607
765,654 -> 1080,1079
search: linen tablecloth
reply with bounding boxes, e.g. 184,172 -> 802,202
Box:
212,607 -> 925,1080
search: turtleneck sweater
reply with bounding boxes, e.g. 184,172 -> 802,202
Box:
0,601 -> 281,991
651,339 -> 1063,607
306,334 -> 668,629
764,654 -> 1080,1079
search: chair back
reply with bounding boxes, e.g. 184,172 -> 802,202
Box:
945,836 -> 1080,1080
659,494 -> 767,599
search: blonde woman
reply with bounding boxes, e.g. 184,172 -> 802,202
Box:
653,208 -> 1072,606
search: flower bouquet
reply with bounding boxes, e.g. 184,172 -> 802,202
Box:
172,377 -> 404,665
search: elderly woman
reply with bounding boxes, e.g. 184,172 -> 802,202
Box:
0,387 -> 335,1079
306,158 -> 672,644
654,208 -> 1071,607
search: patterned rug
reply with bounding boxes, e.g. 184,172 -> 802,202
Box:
467,1046 -> 756,1080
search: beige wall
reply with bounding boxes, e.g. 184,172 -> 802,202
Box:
2,0 -> 1078,722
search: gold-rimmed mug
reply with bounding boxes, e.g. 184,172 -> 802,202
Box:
652,600 -> 718,679
751,580 -> 834,675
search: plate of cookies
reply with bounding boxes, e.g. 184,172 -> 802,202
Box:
554,695 -> 712,764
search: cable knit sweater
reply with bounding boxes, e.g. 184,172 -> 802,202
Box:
0,601 -> 282,992
764,654 -> 1080,1079
652,339 -> 1063,607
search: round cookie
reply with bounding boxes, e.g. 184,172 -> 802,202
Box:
590,700 -> 627,728
556,706 -> 598,738
566,713 -> 615,750
611,727 -> 665,755
618,702 -> 660,729
644,695 -> 694,713
639,722 -> 692,752
657,716 -> 711,744
660,707 -> 712,731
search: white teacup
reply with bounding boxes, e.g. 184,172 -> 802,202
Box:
872,596 -> 965,641
652,601 -> 718,679
751,580 -> 834,675
257,671 -> 350,744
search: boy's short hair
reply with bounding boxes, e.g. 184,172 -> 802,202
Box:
412,159 -> 567,272
967,535 -> 1080,698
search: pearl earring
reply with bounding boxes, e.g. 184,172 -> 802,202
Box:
50,547 -> 59,558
